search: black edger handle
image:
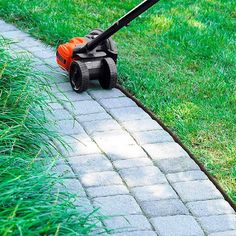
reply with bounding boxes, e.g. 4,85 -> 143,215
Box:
74,0 -> 160,54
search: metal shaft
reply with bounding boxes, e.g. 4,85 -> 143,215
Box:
75,0 -> 160,53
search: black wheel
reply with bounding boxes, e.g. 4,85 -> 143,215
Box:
69,61 -> 89,93
99,57 -> 117,90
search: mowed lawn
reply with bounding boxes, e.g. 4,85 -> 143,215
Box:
0,0 -> 235,201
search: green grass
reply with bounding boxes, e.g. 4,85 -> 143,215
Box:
0,0 -> 235,202
0,39 -> 104,235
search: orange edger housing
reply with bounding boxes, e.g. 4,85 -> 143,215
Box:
56,37 -> 87,71
55,0 -> 160,93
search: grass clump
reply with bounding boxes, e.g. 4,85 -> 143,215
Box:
0,39 -> 102,235
0,0 -> 235,202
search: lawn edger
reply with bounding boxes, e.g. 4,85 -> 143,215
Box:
56,0 -> 160,93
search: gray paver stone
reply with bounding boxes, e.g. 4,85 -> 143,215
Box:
92,130 -> 136,148
151,215 -> 204,236
131,184 -> 178,202
55,91 -> 91,102
209,230 -> 236,236
52,163 -> 75,178
83,119 -> 121,134
173,180 -> 223,202
50,82 -> 73,93
54,119 -> 85,135
187,199 -> 235,217
143,142 -> 188,160
43,57 -> 58,68
76,112 -> 112,123
166,170 -> 207,183
87,185 -> 129,198
109,107 -> 150,122
48,102 -> 64,110
140,199 -> 189,217
104,144 -> 147,161
198,214 -> 236,234
121,119 -> 162,132
99,97 -> 136,109
119,166 -> 167,187
93,195 -> 142,215
48,109 -> 73,121
155,156 -> 200,173
113,158 -> 153,170
112,231 -> 157,236
80,171 -> 123,187
0,21 -> 18,32
69,154 -> 113,173
1,30 -> 29,41
104,215 -> 152,232
74,197 -> 94,212
57,178 -> 86,196
133,130 -> 174,145
66,100 -> 105,115
88,88 -> 125,100
61,140 -> 101,156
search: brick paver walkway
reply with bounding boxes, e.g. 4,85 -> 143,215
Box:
1,19 -> 235,236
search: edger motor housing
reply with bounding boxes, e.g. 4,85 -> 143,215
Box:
56,0 -> 160,93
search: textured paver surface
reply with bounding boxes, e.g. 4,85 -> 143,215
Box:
1,19 -> 235,235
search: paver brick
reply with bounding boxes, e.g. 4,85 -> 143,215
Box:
93,195 -> 142,215
52,163 -> 75,178
31,48 -> 54,59
132,130 -> 174,145
113,158 -> 153,170
76,112 -> 112,123
69,154 -> 113,174
47,109 -> 73,121
0,21 -> 18,32
131,184 -> 178,202
209,230 -> 236,236
155,156 -> 200,173
83,119 -> 121,134
50,82 -> 73,93
74,197 -> 94,212
166,170 -> 207,183
187,199 -> 235,217
92,130 -> 136,148
55,91 -> 91,102
143,142 -> 188,160
109,107 -> 150,122
150,215 -> 204,236
87,185 -> 129,198
173,180 -> 223,202
80,171 -> 123,187
48,102 -> 64,110
104,215 -> 152,232
198,214 -> 236,234
112,231 -> 157,236
104,144 -> 147,161
140,199 -> 189,217
58,178 -> 86,196
88,88 -> 125,100
1,30 -> 30,40
119,166 -> 167,187
53,120 -> 85,135
66,100 -> 105,115
60,139 -> 101,156
61,133 -> 91,143
99,97 -> 136,109
121,119 -> 162,132
43,57 -> 58,68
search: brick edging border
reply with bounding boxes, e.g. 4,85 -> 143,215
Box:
116,84 -> 236,212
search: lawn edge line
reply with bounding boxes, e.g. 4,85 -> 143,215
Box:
116,83 -> 236,212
